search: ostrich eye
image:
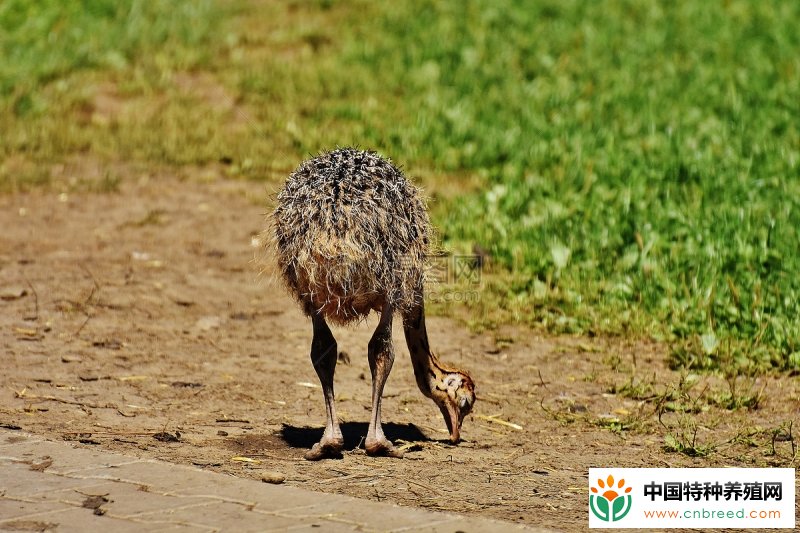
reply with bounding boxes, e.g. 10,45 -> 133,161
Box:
444,375 -> 461,389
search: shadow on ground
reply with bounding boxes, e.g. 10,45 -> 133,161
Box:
280,422 -> 430,451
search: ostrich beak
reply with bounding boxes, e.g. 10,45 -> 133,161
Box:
439,401 -> 461,443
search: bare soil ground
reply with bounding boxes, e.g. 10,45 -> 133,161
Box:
1,169 -> 798,531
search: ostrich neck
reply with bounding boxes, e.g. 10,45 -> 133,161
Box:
403,307 -> 447,397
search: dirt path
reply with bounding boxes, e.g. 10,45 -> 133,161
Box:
1,172 -> 798,531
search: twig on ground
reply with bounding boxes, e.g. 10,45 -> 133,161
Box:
80,264 -> 101,303
23,278 -> 38,321
401,477 -> 440,495
74,315 -> 92,336
317,472 -> 384,484
475,414 -> 523,430
538,369 -> 549,388
14,389 -> 115,410
62,430 -> 153,436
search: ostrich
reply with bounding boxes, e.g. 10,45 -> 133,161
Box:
272,148 -> 476,460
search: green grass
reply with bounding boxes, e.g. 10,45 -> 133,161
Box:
332,0 -> 800,373
2,0 -> 799,372
0,0 -> 215,100
0,0 -> 224,181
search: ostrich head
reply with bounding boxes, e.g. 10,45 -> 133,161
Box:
430,369 -> 475,443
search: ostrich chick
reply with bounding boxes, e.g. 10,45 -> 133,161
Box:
272,148 -> 475,460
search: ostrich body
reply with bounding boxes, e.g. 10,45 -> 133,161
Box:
273,148 -> 475,460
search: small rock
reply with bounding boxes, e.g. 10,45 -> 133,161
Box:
14,327 -> 41,340
92,339 -> 123,350
195,316 -> 222,331
171,381 -> 203,388
0,286 -> 27,300
261,472 -> 286,484
153,431 -> 180,442
81,494 -> 110,516
29,457 -> 53,472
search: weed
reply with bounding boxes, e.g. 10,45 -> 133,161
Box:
709,374 -> 765,410
595,413 -> 644,436
663,429 -> 716,458
609,374 -> 660,402
768,421 -> 796,460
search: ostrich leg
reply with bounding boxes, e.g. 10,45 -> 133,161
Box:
364,303 -> 404,458
305,312 -> 344,460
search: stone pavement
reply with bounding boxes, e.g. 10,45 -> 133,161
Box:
0,429 -> 552,532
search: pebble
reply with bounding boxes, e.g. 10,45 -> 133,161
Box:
261,472 -> 286,484
0,286 -> 27,300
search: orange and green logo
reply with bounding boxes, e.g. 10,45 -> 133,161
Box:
590,474 -> 633,522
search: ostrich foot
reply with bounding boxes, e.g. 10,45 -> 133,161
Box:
304,437 -> 344,461
365,437 -> 404,458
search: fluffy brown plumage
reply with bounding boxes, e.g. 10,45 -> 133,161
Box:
272,148 -> 431,324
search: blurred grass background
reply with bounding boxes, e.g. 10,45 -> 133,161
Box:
2,0 -> 798,373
